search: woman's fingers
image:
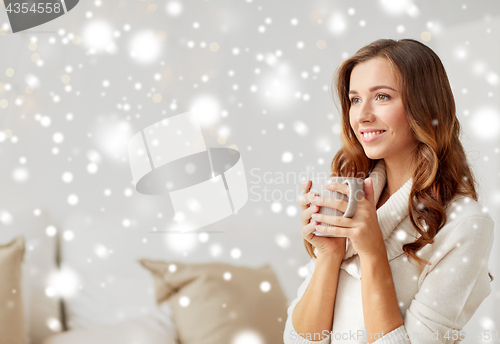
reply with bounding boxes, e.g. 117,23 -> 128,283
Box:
302,180 -> 312,193
300,204 -> 319,226
310,213 -> 348,228
298,180 -> 313,210
310,195 -> 348,213
301,221 -> 318,241
314,224 -> 349,238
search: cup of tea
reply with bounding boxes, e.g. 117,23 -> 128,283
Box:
309,177 -> 365,237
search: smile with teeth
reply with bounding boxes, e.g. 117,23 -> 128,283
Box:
362,130 -> 386,138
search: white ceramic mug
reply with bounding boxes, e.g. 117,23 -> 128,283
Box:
310,177 -> 365,237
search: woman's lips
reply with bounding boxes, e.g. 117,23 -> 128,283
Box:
361,130 -> 386,143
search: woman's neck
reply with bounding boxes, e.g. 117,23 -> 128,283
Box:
383,157 -> 414,197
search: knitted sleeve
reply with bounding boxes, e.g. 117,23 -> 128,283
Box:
373,215 -> 494,344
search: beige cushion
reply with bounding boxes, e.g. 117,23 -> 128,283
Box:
0,208 -> 61,344
0,236 -> 25,344
140,260 -> 288,344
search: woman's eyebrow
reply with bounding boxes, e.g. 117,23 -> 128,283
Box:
348,85 -> 398,95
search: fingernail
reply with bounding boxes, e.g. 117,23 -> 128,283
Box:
311,213 -> 318,218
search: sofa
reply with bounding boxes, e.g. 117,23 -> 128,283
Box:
0,206 -> 289,344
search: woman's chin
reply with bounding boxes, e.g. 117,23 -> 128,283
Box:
364,151 -> 385,160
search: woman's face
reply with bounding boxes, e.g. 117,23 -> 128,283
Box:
348,57 -> 418,163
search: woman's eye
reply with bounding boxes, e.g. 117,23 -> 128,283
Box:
376,94 -> 390,101
350,97 -> 360,104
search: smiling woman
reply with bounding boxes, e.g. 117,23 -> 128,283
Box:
348,57 -> 419,172
284,38 -> 495,344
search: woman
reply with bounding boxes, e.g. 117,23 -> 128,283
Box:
283,38 -> 495,344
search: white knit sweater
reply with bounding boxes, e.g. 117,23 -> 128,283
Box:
284,160 -> 495,344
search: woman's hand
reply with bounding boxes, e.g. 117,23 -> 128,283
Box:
299,180 -> 347,258
310,177 -> 386,259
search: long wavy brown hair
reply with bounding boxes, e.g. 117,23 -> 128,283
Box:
304,38 -> 478,268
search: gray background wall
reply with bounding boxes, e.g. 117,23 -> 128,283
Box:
1,0 -> 499,341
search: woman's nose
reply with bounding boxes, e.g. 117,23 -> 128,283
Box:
356,101 -> 375,123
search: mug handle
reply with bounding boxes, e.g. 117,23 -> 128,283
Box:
342,179 -> 360,218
